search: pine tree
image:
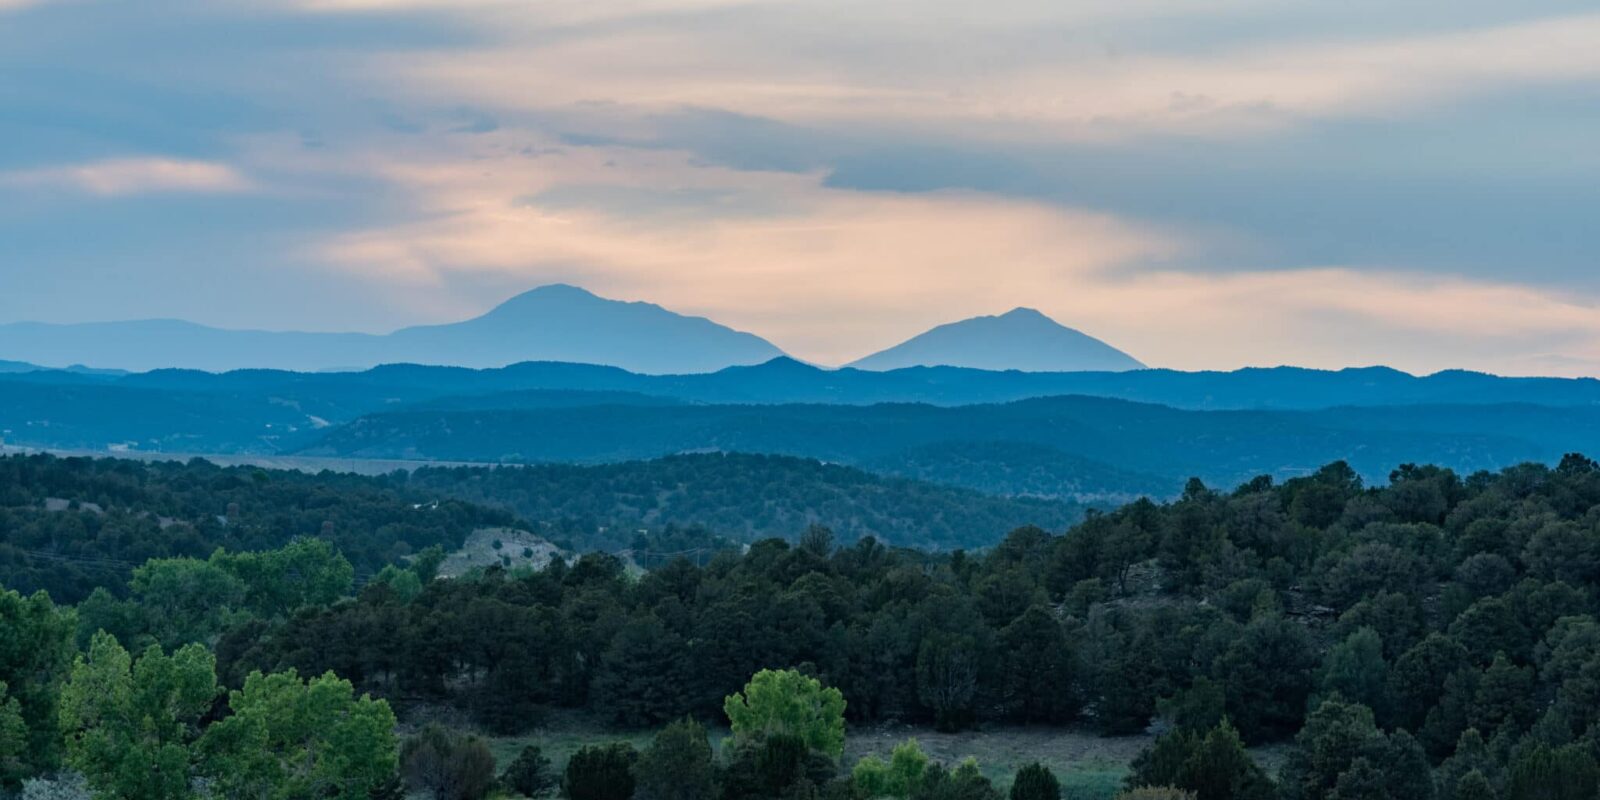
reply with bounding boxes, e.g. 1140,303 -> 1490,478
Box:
635,719 -> 715,800
1009,763 -> 1060,800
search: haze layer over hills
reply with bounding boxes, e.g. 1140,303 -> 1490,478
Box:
5,357 -> 1600,503
5,284 -> 1600,506
0,284 -> 1157,374
0,284 -> 785,374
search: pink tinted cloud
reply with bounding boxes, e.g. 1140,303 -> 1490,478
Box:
5,158 -> 252,196
285,131 -> 1600,376
362,10 -> 1600,143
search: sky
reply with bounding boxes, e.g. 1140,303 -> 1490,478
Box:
1,1 -> 1598,375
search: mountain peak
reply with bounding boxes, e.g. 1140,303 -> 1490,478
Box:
482,283 -> 605,315
0,284 -> 787,373
847,308 -> 1145,373
998,307 -> 1049,320
522,282 -> 595,298
389,284 -> 788,374
743,356 -> 823,373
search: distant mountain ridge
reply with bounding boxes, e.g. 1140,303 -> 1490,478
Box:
7,357 -> 1600,501
0,284 -> 785,374
0,359 -> 125,376
299,395 -> 1591,497
850,307 -> 1144,372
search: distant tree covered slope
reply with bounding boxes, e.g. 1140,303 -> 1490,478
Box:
0,454 -> 515,603
0,453 -> 1080,601
301,396 -> 1564,493
235,453 -> 1600,770
861,440 -> 1173,502
406,453 -> 1083,551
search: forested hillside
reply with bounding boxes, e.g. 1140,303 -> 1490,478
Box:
0,453 -> 1081,602
13,357 -> 1600,411
302,396 -> 1577,494
861,441 -> 1173,502
0,454 -> 513,603
9,360 -> 1600,461
10,362 -> 1600,509
227,454 -> 1600,798
405,453 -> 1084,551
8,453 -> 1600,799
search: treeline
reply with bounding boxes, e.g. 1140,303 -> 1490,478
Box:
0,454 -> 513,603
406,453 -> 1084,551
221,455 -> 1600,799
8,454 -> 1600,798
0,453 -> 1080,597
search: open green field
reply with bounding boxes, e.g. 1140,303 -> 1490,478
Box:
458,713 -> 1166,799
432,713 -> 1292,799
843,725 -> 1150,799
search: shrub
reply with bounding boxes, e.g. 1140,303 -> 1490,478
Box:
402,725 -> 496,800
1010,763 -> 1060,800
501,745 -> 553,798
562,743 -> 637,800
634,719 -> 715,800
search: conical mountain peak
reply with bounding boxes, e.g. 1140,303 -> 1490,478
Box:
848,308 -> 1144,372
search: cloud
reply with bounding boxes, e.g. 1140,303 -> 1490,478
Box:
1043,268 -> 1600,378
286,0 -> 779,25
3,158 -> 252,196
362,9 -> 1600,142
292,129 -> 1600,376
3,0 -> 1598,377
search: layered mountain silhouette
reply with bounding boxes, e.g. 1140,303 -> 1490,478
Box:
0,285 -> 785,374
848,308 -> 1144,372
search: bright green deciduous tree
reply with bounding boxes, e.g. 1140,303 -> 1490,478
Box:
0,682 -> 28,786
918,758 -> 1002,800
127,557 -> 247,650
853,739 -> 930,799
724,669 -> 846,760
211,538 -> 354,619
199,669 -> 398,800
0,586 -> 76,781
59,631 -> 218,800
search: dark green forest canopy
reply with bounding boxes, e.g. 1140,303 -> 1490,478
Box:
10,452 -> 1600,799
16,359 -> 1600,505
229,455 -> 1600,756
298,397 -> 1600,497
0,453 -> 1083,602
405,453 -> 1084,551
0,454 -> 514,603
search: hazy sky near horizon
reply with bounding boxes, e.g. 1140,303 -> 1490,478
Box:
2,1 -> 1599,375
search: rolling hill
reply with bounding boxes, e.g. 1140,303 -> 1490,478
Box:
298,396 -> 1588,497
8,358 -> 1600,502
403,452 -> 1085,551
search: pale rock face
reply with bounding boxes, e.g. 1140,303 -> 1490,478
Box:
438,527 -> 567,578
